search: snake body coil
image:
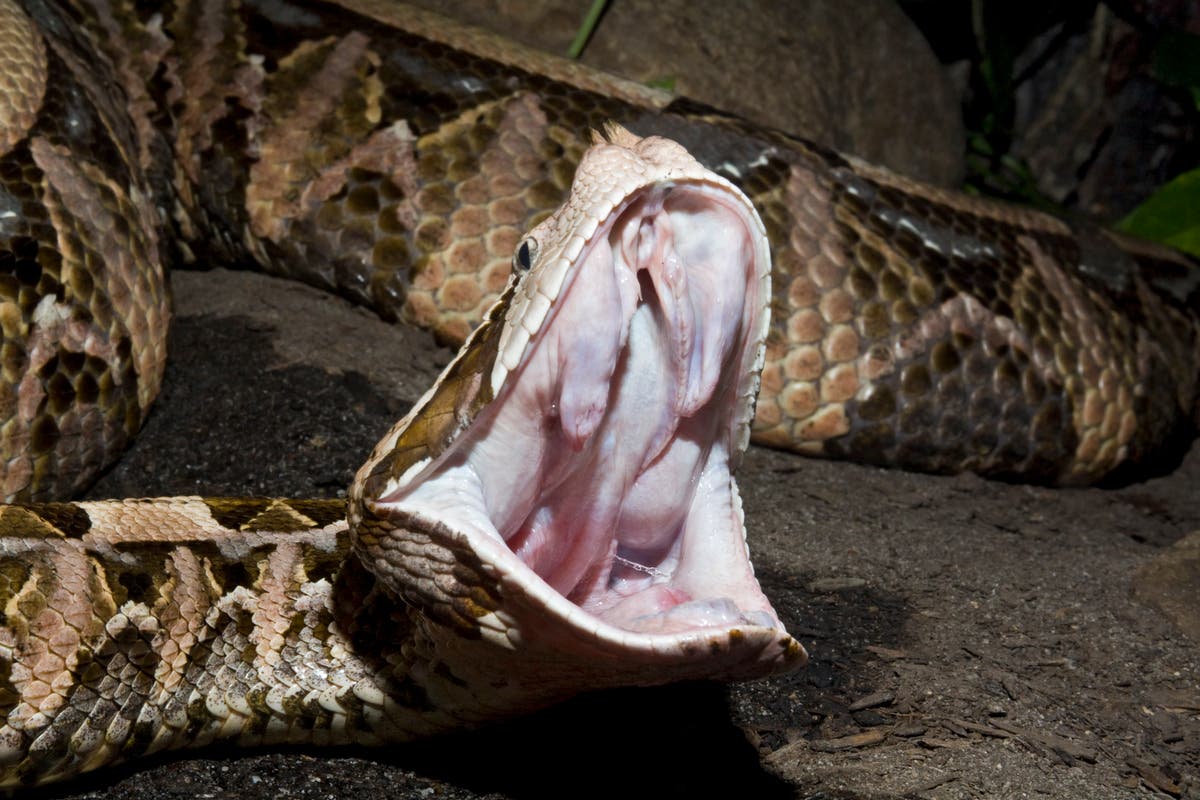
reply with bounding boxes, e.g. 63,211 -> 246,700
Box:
0,0 -> 1196,788
3,0 -> 1197,500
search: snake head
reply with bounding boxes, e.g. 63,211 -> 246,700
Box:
349,125 -> 804,724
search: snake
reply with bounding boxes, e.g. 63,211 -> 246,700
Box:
0,0 -> 1197,788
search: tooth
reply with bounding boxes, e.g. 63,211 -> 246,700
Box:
649,245 -> 697,417
560,388 -> 606,449
557,245 -> 624,448
559,316 -> 619,449
673,203 -> 752,417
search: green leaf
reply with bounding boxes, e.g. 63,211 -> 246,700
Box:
1117,168 -> 1200,257
566,0 -> 609,59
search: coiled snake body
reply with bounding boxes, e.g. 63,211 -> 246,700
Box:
0,0 -> 1196,787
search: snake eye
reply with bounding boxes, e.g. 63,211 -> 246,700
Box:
514,237 -> 538,272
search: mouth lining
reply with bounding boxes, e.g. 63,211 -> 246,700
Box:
374,177 -> 783,651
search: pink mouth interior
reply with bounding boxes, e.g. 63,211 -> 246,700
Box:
384,182 -> 780,637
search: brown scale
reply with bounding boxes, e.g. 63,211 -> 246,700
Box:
752,148 -> 1198,483
0,510 -> 419,759
0,148 -> 62,491
162,0 -> 644,343
0,3 -> 167,501
819,172 -> 1092,480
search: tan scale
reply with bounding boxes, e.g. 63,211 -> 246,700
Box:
0,0 -> 45,157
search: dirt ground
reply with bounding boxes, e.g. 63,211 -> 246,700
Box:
37,269 -> 1192,800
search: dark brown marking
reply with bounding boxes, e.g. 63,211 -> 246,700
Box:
12,502 -> 91,537
288,499 -> 347,527
242,501 -> 320,533
0,506 -> 67,538
202,498 -> 273,530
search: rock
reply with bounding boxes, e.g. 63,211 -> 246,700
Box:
408,0 -> 965,185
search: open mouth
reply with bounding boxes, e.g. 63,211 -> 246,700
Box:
363,134 -> 801,672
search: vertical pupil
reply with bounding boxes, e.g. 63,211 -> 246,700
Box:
518,242 -> 531,270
